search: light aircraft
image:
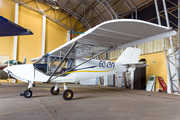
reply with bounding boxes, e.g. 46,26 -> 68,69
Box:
3,19 -> 176,100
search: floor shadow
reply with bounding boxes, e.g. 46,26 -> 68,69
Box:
0,94 -> 20,99
32,95 -> 53,98
72,96 -> 96,100
33,94 -> 62,98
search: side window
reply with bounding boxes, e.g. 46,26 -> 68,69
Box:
66,58 -> 75,70
48,57 -> 75,76
48,57 -> 61,75
49,57 -> 75,75
33,55 -> 75,76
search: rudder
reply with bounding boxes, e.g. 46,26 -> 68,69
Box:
116,47 -> 141,64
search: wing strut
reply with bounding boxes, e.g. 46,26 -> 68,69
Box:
50,47 -> 112,81
47,42 -> 77,82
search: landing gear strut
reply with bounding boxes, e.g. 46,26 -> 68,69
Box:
50,86 -> 59,95
20,82 -> 33,98
50,83 -> 73,100
62,83 -> 73,100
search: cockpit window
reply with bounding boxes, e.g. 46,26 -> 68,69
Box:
33,54 -> 75,76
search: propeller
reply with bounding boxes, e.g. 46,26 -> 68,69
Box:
23,55 -> 26,64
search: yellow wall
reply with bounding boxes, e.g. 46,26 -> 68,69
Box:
139,52 -> 167,91
46,19 -> 67,53
0,0 -> 68,82
0,0 -> 69,64
0,0 -> 15,60
0,0 -> 84,64
18,7 -> 43,63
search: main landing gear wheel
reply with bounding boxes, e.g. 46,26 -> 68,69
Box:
50,86 -> 59,95
22,89 -> 32,98
62,89 -> 73,100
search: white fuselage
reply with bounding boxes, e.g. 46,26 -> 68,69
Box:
3,58 -> 135,83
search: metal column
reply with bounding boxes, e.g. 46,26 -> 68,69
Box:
41,15 -> 46,56
12,3 -> 19,83
154,0 -> 172,93
178,0 -> 180,92
154,0 -> 179,93
13,3 -> 19,60
162,0 -> 180,93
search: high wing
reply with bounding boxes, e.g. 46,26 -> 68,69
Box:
48,19 -> 176,58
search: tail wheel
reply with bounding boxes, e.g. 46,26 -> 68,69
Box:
50,86 -> 59,95
23,89 -> 32,98
62,89 -> 73,100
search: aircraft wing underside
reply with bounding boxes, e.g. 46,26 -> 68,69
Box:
48,19 -> 176,58
0,16 -> 33,36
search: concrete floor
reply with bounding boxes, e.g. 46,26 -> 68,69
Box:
0,83 -> 180,120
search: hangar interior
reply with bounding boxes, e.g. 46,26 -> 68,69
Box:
0,0 -> 179,92
0,0 -> 180,120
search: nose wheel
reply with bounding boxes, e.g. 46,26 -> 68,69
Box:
20,89 -> 32,98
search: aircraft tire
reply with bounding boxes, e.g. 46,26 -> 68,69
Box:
62,89 -> 73,100
23,89 -> 32,98
50,86 -> 59,95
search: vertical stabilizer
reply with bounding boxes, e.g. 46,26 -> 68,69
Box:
116,47 -> 141,64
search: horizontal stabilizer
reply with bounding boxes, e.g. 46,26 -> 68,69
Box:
121,63 -> 148,68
